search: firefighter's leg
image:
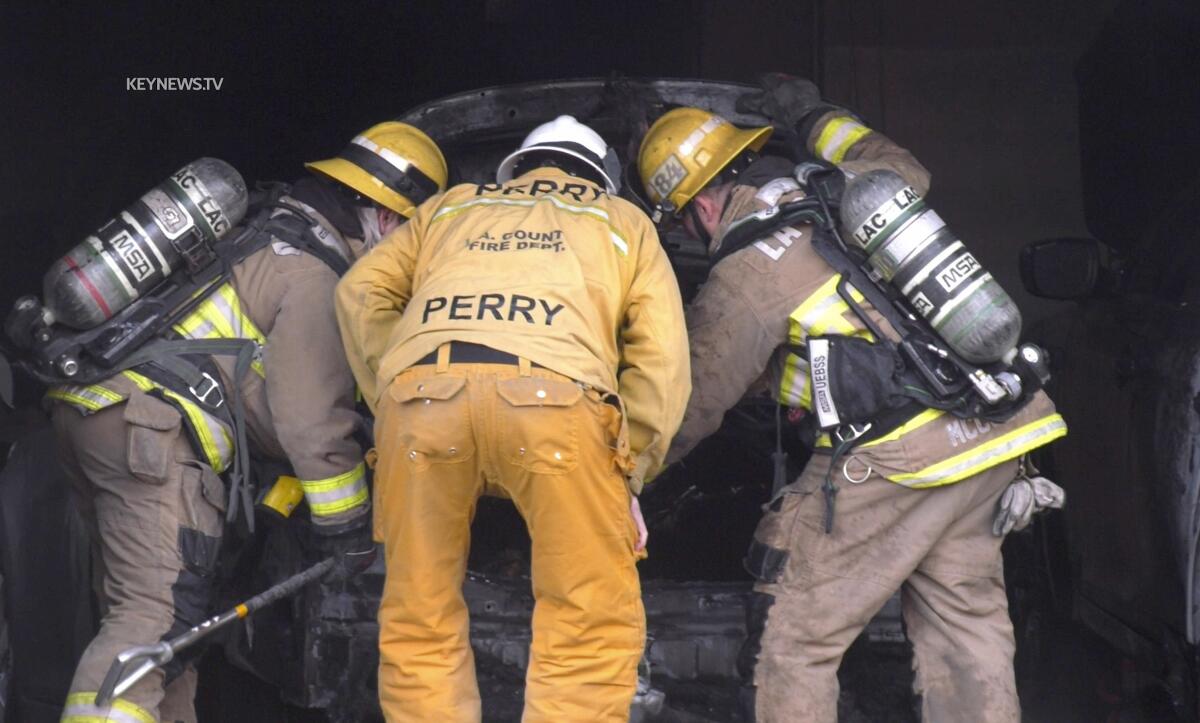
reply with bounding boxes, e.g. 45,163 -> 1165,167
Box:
742,456 -> 895,722
902,460 -> 1020,723
158,667 -> 198,723
489,368 -> 644,723
374,366 -> 484,723
53,393 -> 225,723
746,453 -> 970,722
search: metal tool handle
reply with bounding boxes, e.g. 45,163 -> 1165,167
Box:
242,557 -> 333,613
95,557 -> 335,706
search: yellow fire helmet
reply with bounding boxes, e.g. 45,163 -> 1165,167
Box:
637,108 -> 772,221
306,121 -> 449,218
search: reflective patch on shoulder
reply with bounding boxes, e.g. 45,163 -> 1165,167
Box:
755,178 -> 801,207
272,240 -> 301,257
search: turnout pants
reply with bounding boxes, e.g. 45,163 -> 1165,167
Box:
742,454 -> 1020,722
52,391 -> 226,723
373,359 -> 644,723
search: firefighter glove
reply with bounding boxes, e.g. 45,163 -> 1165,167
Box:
314,513 -> 377,581
736,73 -> 825,131
992,475 -> 1065,537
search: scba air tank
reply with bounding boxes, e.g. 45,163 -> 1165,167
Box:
838,169 -> 1021,364
44,158 -> 248,329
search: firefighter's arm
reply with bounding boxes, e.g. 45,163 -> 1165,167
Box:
617,216 -> 691,494
805,110 -> 932,195
665,262 -> 784,466
334,213 -> 423,412
266,267 -> 368,526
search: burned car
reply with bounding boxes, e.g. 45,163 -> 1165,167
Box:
0,79 -> 922,723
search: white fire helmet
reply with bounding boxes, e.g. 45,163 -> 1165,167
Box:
496,115 -> 621,194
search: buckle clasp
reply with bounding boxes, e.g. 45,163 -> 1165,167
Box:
189,372 -> 224,408
834,422 -> 873,445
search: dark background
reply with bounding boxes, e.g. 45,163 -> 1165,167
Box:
4,0 -> 1177,318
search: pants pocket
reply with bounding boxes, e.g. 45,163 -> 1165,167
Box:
743,491 -> 810,584
497,377 -> 583,475
387,373 -> 475,471
123,391 -> 183,484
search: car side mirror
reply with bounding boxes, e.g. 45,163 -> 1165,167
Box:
1019,237 -> 1109,300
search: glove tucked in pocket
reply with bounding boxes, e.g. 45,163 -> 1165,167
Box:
992,475 -> 1066,537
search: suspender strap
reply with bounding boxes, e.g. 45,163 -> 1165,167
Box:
123,338 -> 261,532
809,232 -> 917,341
261,208 -> 352,277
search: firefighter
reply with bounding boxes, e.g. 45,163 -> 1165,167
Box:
48,122 -> 447,723
637,75 -> 1068,722
336,115 -> 689,723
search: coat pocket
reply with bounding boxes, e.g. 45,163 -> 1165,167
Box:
123,391 -> 182,484
497,377 -> 583,475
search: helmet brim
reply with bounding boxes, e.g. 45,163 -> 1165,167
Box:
305,157 -> 419,218
673,124 -> 773,213
496,144 -> 618,194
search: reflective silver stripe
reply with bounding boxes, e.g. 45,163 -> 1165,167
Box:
169,395 -> 234,472
47,383 -> 125,413
678,116 -> 726,157
352,134 -> 414,175
62,691 -> 155,723
301,462 -> 368,516
431,196 -> 629,255
868,210 -> 946,279
815,117 -> 873,163
892,415 -> 1068,488
177,318 -> 218,339
777,352 -> 811,408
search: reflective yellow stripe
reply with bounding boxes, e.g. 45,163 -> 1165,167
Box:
813,407 -> 947,449
860,408 -> 946,448
430,195 -> 629,255
300,461 -> 369,516
172,283 -> 266,377
163,390 -> 233,471
777,352 -> 812,408
45,389 -> 104,411
122,370 -> 156,392
63,692 -> 155,723
782,274 -> 875,415
814,116 -> 874,164
787,276 -> 873,347
890,414 -> 1068,488
46,383 -> 125,412
122,370 -> 234,472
